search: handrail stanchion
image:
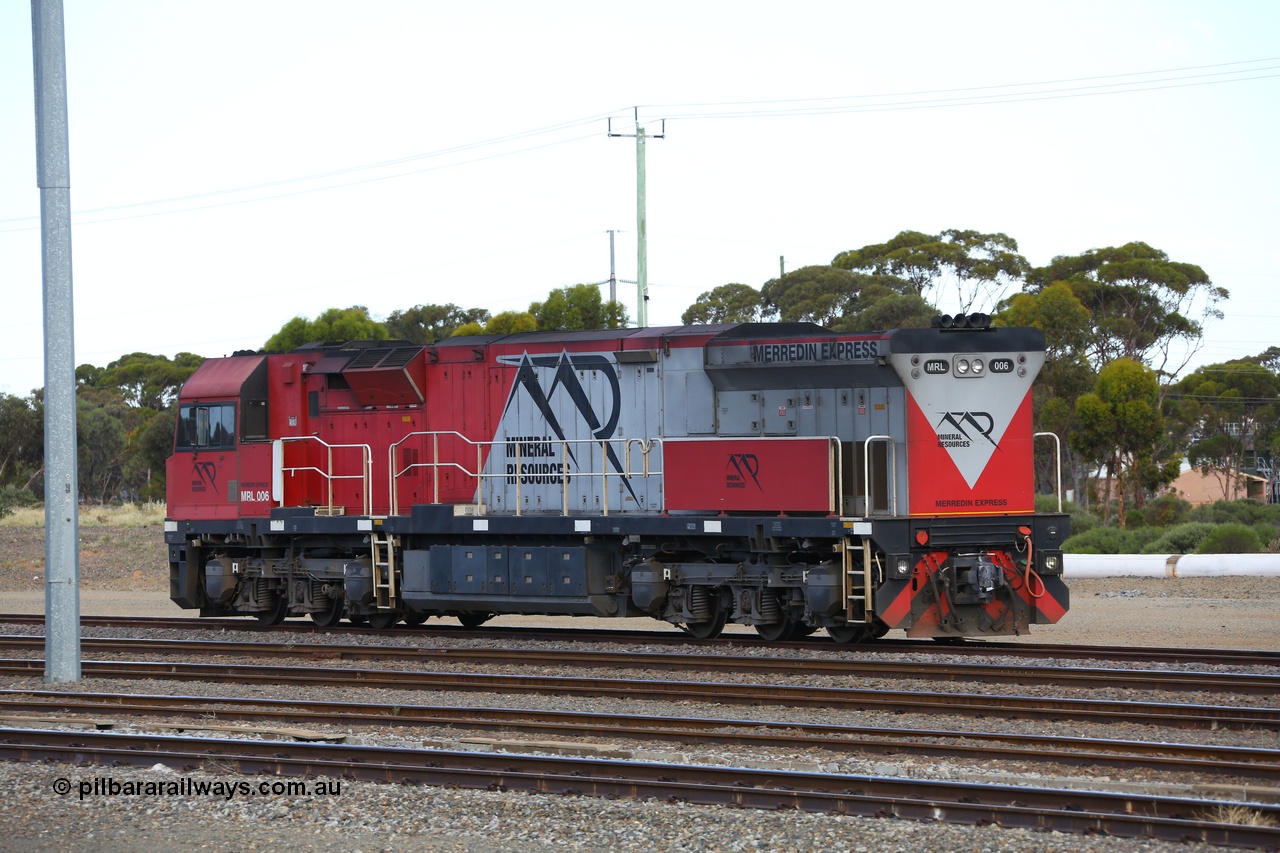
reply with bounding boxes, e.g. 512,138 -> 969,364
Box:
1034,431 -> 1064,513
864,435 -> 897,517
514,441 -> 523,516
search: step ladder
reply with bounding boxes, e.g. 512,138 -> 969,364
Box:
371,531 -> 398,609
842,539 -> 874,623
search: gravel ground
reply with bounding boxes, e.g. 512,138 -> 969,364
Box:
1,526 -> 1279,850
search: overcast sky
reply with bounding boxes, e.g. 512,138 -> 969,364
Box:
2,1 -> 1277,397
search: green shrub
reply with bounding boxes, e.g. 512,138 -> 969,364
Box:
1197,523 -> 1263,554
1127,526 -> 1165,551
1062,526 -> 1140,554
1252,523 -> 1280,550
1142,494 -> 1192,527
1189,499 -> 1280,527
1140,522 -> 1218,554
1037,496 -> 1098,537
0,486 -> 38,519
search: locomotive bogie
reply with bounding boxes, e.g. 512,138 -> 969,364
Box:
164,322 -> 1071,639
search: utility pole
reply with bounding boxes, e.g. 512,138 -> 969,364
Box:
594,231 -> 637,326
608,109 -> 664,327
780,256 -> 786,279
607,229 -> 618,305
31,0 -> 81,683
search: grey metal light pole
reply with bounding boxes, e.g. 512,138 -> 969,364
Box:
607,229 -> 618,305
32,0 -> 81,683
635,126 -> 647,328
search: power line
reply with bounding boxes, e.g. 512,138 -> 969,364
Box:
642,56 -> 1279,111
645,63 -> 1280,120
0,114 -> 619,229
3,58 -> 1275,230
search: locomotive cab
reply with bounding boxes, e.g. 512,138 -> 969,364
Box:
165,354 -> 271,522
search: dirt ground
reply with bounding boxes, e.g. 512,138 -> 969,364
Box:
3,526 -> 1279,649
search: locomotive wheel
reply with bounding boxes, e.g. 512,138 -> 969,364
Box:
309,599 -> 344,628
753,617 -> 795,642
829,619 -> 891,644
366,612 -> 401,630
254,598 -> 289,626
682,604 -> 728,640
827,625 -> 865,644
402,611 -> 429,627
791,623 -> 818,638
347,615 -> 368,625
458,612 -> 493,629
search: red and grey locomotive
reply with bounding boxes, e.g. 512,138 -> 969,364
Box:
165,318 -> 1069,641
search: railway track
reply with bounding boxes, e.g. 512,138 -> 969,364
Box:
2,656 -> 1275,729
5,688 -> 1280,784
3,612 -> 1276,668
1,726 -> 1276,847
2,634 -> 1277,695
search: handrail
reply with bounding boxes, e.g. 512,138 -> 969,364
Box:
389,432 -> 846,517
1034,431 -> 1064,513
275,436 -> 373,516
864,435 -> 897,517
389,431 -> 664,516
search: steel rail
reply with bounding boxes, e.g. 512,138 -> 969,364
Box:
3,614 -> 1277,668
4,689 -> 1280,782
1,635 -> 1276,696
1,727 -> 1277,847
2,658 -> 1276,729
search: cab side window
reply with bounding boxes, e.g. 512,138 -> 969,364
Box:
176,403 -> 236,450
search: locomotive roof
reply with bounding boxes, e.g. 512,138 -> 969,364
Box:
179,353 -> 265,399
431,325 -> 727,349
264,323 -> 1046,361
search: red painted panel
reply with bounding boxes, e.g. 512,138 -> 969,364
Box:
267,354 -> 315,440
905,391 -> 1036,516
165,450 -> 239,520
665,438 -> 833,513
235,444 -> 274,515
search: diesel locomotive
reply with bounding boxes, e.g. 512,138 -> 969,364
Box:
164,318 -> 1070,641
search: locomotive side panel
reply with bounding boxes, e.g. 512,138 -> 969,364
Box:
480,338 -> 664,515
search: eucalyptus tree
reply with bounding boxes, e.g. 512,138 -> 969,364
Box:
265,306 -> 390,351
1072,358 -> 1171,527
682,283 -> 767,324
1166,361 -> 1280,502
833,229 -> 1029,313
530,284 -> 628,330
385,304 -> 491,345
1027,241 -> 1225,379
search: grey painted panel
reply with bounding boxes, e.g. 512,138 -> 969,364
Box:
717,390 -> 761,435
550,547 -> 587,595
403,549 -> 430,594
761,389 -> 798,435
453,546 -> 488,594
429,545 -> 452,593
510,547 -> 549,596
683,371 -> 715,434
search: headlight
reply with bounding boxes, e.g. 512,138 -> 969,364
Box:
1043,555 -> 1059,571
970,359 -> 984,375
955,358 -> 970,375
